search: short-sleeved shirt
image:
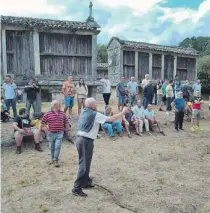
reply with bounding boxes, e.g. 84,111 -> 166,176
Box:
192,83 -> 201,95
166,85 -> 174,98
62,81 -> 75,97
141,79 -> 150,88
77,112 -> 107,140
173,98 -> 185,112
117,82 -> 126,96
144,109 -> 155,120
2,83 -> 17,99
127,81 -> 138,95
100,79 -> 111,93
14,116 -> 31,129
132,105 -> 145,119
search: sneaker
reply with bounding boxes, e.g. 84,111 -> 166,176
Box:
35,144 -> 43,152
147,132 -> 152,136
175,128 -> 179,132
180,128 -> 185,131
166,111 -> 169,116
16,146 -> 22,154
82,182 -> 95,189
54,161 -> 60,167
72,188 -> 87,197
128,134 -> 132,138
190,127 -> 196,132
197,127 -> 203,131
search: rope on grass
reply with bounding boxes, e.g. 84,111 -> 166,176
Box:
95,183 -> 138,213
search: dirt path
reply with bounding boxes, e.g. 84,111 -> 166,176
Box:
1,107 -> 210,213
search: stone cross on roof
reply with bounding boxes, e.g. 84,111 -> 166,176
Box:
89,1 -> 93,17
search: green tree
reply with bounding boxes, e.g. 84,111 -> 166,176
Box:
97,44 -> 108,63
197,55 -> 210,91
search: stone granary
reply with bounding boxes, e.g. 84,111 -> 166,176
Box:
0,2 -> 104,111
107,37 -> 199,85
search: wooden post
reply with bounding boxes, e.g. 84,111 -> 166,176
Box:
120,49 -> 124,78
2,29 -> 7,77
36,88 -> 42,113
92,34 -> 97,80
135,51 -> 138,81
149,52 -> 153,78
173,56 -> 177,79
33,30 -> 41,75
161,54 -> 164,80
195,58 -> 197,80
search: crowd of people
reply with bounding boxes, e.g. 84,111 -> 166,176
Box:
1,73 -> 209,197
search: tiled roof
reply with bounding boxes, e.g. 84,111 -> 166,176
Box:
108,37 -> 198,56
97,63 -> 108,68
1,15 -> 99,31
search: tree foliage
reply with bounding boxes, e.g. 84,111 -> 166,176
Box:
197,55 -> 210,91
179,36 -> 210,56
97,44 -> 108,63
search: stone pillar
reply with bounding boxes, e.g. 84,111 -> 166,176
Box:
161,54 -> 164,80
135,51 -> 138,81
33,30 -> 41,75
173,56 -> 177,79
92,34 -> 97,81
149,52 -> 153,78
2,29 -> 7,77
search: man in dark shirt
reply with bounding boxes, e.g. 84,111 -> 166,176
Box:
143,80 -> 154,109
13,108 -> 42,154
24,78 -> 40,115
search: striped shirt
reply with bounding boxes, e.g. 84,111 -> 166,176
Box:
41,111 -> 68,133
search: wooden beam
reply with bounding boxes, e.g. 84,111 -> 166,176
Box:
33,30 -> 41,75
149,52 -> 153,78
135,51 -> 138,81
173,56 -> 177,79
195,59 -> 198,80
161,54 -> 164,80
2,29 -> 7,77
40,53 -> 92,57
92,34 -> 97,80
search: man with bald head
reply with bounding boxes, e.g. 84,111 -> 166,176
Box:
72,97 -> 128,197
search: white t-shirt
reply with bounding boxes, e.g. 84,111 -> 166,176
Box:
101,79 -> 111,93
142,79 -> 150,88
77,112 -> 108,140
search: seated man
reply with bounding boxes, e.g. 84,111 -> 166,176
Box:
144,104 -> 164,134
13,108 -> 43,154
122,105 -> 134,138
102,106 -> 123,138
132,100 -> 151,136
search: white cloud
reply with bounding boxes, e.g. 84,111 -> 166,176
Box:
0,0 -> 65,16
96,0 -> 165,14
158,0 -> 210,24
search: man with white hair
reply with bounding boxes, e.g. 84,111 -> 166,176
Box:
141,74 -> 150,88
41,100 -> 69,167
72,97 -> 128,197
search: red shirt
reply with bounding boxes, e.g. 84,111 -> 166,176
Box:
192,97 -> 202,110
41,111 -> 68,133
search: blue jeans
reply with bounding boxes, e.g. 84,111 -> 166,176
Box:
5,98 -> 17,117
65,96 -> 74,108
26,99 -> 37,114
118,95 -> 125,105
129,95 -> 137,106
102,120 -> 122,137
48,132 -> 64,161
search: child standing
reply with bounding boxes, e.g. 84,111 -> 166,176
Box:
190,91 -> 204,131
171,91 -> 185,131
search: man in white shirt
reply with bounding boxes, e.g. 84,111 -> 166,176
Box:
72,98 -> 128,197
141,74 -> 150,88
166,80 -> 174,114
100,74 -> 111,106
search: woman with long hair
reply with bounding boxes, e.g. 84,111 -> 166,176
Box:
75,78 -> 88,115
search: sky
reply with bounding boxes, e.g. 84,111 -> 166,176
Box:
1,0 -> 210,45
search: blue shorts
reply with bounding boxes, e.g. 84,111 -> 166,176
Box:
118,95 -> 125,105
65,96 -> 74,107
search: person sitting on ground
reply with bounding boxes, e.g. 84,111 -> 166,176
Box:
132,100 -> 151,136
190,90 -> 204,132
101,106 -> 123,138
122,105 -> 134,138
1,97 -> 11,122
171,91 -> 185,132
144,104 -> 164,134
13,108 -> 43,154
